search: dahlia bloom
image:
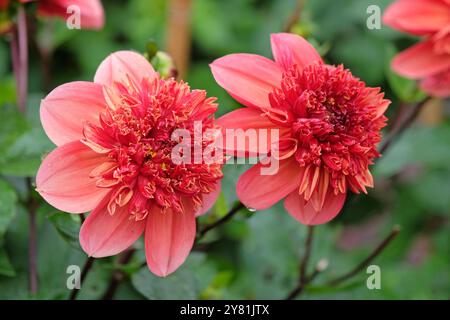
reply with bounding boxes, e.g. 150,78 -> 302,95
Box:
1,0 -> 104,30
36,51 -> 223,276
383,0 -> 450,97
210,33 -> 389,225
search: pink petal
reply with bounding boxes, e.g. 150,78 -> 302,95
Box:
40,81 -> 106,146
94,51 -> 155,87
196,182 -> 221,217
284,188 -> 346,225
382,0 -> 450,35
392,40 -> 450,78
210,53 -> 282,109
145,200 -> 196,277
217,108 -> 287,156
36,141 -> 110,213
420,70 -> 450,97
80,197 -> 145,257
237,157 -> 302,210
270,33 -> 323,72
37,0 -> 105,30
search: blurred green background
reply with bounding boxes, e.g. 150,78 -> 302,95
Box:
0,0 -> 449,299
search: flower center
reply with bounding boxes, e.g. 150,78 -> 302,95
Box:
82,76 -> 222,219
268,63 -> 388,194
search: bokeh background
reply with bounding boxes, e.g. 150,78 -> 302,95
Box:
0,0 -> 449,299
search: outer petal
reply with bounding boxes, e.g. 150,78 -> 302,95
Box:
284,188 -> 346,225
36,141 -> 111,213
196,182 -> 221,217
420,70 -> 450,97
270,33 -> 322,72
383,0 -> 450,35
94,51 -> 155,87
37,0 -> 105,30
145,200 -> 196,277
210,54 -> 282,109
392,40 -> 450,78
40,81 -> 106,146
80,197 -> 145,257
217,108 -> 288,156
237,157 -> 302,210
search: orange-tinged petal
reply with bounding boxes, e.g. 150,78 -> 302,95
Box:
383,0 -> 450,35
145,199 -> 196,277
284,187 -> 346,225
392,40 -> 450,78
36,141 -> 110,213
37,0 -> 105,30
270,33 -> 322,72
94,51 -> 155,87
196,182 -> 221,217
237,157 -> 302,210
210,53 -> 282,109
40,81 -> 106,146
80,196 -> 145,257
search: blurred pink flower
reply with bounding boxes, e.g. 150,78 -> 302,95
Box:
383,0 -> 450,97
1,0 -> 104,30
37,51 -> 222,276
210,33 -> 389,225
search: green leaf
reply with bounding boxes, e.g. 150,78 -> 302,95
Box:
0,248 -> 15,277
384,45 -> 426,103
131,253 -> 215,300
0,93 -> 54,177
0,179 -> 18,242
47,212 -> 82,250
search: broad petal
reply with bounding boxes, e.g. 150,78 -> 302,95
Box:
37,0 -> 104,30
420,70 -> 450,98
36,141 -> 110,213
382,0 -> 450,35
284,188 -> 346,225
145,200 -> 196,277
392,40 -> 450,78
80,197 -> 145,257
94,51 -> 155,87
237,157 -> 301,210
196,182 -> 221,217
40,81 -> 106,146
270,33 -> 322,72
217,108 -> 287,156
210,53 -> 282,109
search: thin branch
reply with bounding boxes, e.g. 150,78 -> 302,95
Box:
286,225 -> 315,300
198,202 -> 245,238
380,98 -> 430,154
284,0 -> 307,32
327,225 -> 401,286
101,249 -> 136,300
14,6 -> 28,113
69,256 -> 95,300
26,178 -> 38,295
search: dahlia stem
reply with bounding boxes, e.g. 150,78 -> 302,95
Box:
380,97 -> 430,154
198,202 -> 245,238
101,249 -> 136,300
26,178 -> 38,295
11,6 -> 29,113
286,225 -> 315,300
69,256 -> 95,300
326,225 -> 401,286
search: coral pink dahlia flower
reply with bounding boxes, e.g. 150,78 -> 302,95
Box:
1,0 -> 104,30
37,51 -> 223,276
383,0 -> 450,97
210,33 -> 390,225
